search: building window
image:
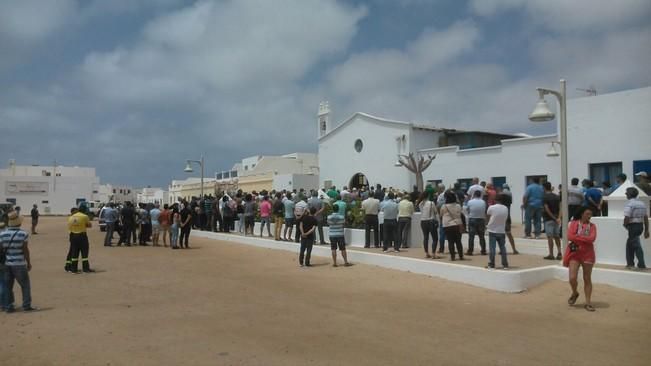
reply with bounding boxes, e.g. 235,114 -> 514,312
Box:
457,178 -> 473,191
244,165 -> 248,170
589,162 -> 622,185
354,139 -> 363,153
525,175 -> 548,186
491,177 -> 507,189
92,190 -> 98,194
427,179 -> 442,187
42,200 -> 49,204
113,189 -> 116,194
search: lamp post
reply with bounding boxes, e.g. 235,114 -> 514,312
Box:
184,155 -> 205,199
529,79 -> 569,252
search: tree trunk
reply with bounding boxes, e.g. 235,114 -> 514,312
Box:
415,173 -> 424,193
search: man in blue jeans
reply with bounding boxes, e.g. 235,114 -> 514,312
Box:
486,195 -> 509,269
623,187 -> 649,269
522,177 -> 544,239
1,210 -> 37,312
103,203 -> 117,247
466,190 -> 487,255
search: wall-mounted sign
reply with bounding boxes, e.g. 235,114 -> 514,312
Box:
5,181 -> 49,195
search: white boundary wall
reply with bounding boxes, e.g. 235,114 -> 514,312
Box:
193,230 -> 651,294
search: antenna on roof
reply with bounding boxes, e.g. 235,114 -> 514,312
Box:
576,85 -> 597,96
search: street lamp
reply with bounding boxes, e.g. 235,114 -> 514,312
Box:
529,79 -> 569,253
546,141 -> 560,157
184,155 -> 205,198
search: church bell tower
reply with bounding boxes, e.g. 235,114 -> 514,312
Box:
318,101 -> 330,138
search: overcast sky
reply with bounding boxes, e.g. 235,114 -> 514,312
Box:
2,0 -> 650,187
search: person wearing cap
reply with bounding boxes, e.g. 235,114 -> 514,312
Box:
623,187 -> 649,270
1,210 -> 37,312
635,172 -> 651,196
67,205 -> 94,273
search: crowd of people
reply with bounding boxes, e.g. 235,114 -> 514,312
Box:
90,170 -> 650,272
0,171 -> 648,314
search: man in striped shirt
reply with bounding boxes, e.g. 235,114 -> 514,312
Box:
1,210 -> 36,312
624,187 -> 649,270
327,204 -> 351,267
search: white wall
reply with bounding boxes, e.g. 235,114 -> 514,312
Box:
566,87 -> 651,179
319,114 -> 412,190
272,174 -> 319,192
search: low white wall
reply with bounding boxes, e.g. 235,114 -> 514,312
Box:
591,217 -> 651,266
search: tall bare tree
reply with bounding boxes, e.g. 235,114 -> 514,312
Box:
396,153 -> 436,192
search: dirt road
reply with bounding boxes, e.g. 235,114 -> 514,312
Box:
1,217 -> 650,365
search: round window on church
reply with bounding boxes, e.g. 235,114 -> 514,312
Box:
354,139 -> 363,153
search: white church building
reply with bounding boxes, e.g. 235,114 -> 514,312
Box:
318,87 -> 651,221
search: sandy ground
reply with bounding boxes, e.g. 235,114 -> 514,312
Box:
1,217 -> 650,366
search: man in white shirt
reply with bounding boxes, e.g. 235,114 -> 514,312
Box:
466,190 -> 487,255
466,177 -> 484,202
361,193 -> 380,248
340,186 -> 350,200
623,187 -> 649,269
486,194 -> 509,269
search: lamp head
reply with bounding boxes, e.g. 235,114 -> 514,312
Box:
394,161 -> 402,167
183,161 -> 193,173
546,143 -> 560,157
529,90 -> 555,122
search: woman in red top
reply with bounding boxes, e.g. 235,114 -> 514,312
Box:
159,204 -> 171,247
564,206 -> 597,311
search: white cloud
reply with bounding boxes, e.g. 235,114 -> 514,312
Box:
326,21 -> 480,98
315,1 -> 651,135
80,0 -> 367,103
531,26 -> 651,91
0,0 -> 77,42
470,0 -> 651,32
2,0 -> 650,186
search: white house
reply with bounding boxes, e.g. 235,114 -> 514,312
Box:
216,152 -> 319,193
136,187 -> 169,205
317,102 -> 518,191
0,160 -> 101,215
96,183 -> 136,204
318,87 -> 651,221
